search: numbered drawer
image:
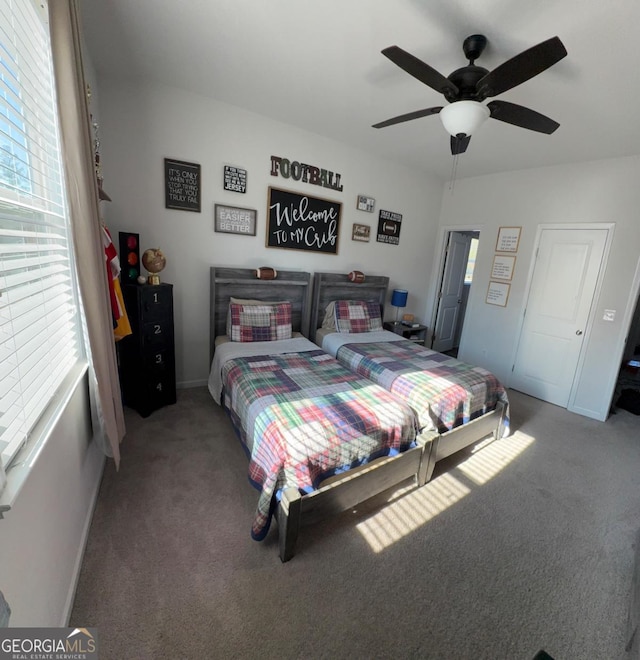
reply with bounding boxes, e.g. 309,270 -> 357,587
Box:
144,373 -> 175,399
142,347 -> 173,373
142,319 -> 173,347
130,374 -> 176,418
140,285 -> 172,320
142,373 -> 176,406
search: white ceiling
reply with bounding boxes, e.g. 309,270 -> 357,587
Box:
80,0 -> 640,182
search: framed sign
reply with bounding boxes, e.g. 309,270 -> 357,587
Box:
214,204 -> 256,235
491,254 -> 516,280
496,226 -> 521,252
266,187 -> 341,254
164,158 -> 201,212
357,194 -> 375,212
352,223 -> 370,242
376,209 -> 402,245
223,165 -> 247,193
486,281 -> 511,307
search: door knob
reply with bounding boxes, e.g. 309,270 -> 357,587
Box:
576,330 -> 583,335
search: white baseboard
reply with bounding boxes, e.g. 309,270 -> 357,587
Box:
177,379 -> 208,389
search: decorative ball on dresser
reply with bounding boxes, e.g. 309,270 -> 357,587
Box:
142,248 -> 166,285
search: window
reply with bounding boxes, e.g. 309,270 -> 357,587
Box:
0,0 -> 83,469
464,237 -> 479,284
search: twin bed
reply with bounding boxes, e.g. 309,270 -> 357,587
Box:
208,267 -> 509,561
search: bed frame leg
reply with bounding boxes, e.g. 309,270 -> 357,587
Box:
418,438 -> 438,486
278,488 -> 302,562
494,401 -> 507,439
417,436 -> 438,486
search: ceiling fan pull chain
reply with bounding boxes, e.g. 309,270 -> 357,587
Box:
449,153 -> 459,193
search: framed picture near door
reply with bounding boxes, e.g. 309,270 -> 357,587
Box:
491,254 -> 516,280
486,281 -> 510,307
496,226 -> 521,252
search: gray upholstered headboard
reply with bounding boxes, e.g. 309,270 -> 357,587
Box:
209,267 -> 311,364
310,272 -> 389,343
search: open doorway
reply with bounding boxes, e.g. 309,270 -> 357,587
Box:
430,230 -> 479,356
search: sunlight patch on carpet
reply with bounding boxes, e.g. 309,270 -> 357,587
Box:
356,473 -> 470,553
356,431 -> 534,553
459,432 -> 535,485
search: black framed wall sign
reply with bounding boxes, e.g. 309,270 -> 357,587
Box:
376,209 -> 402,245
223,165 -> 247,193
266,187 -> 341,254
164,158 -> 201,212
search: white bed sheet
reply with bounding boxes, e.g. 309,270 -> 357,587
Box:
321,329 -> 403,358
207,336 -> 319,404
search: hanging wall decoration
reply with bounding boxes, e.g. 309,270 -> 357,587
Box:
356,195 -> 375,212
352,223 -> 370,242
223,165 -> 247,193
496,226 -> 521,252
376,209 -> 402,245
486,281 -> 511,307
269,155 -> 343,192
214,204 -> 257,235
266,187 -> 341,254
491,254 -> 516,280
164,158 -> 201,212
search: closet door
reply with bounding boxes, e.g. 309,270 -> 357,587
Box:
511,228 -> 608,407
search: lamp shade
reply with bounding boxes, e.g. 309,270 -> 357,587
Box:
391,289 -> 408,308
440,100 -> 490,137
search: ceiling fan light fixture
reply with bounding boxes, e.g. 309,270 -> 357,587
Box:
440,100 -> 490,138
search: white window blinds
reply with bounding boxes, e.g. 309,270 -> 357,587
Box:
0,0 -> 83,468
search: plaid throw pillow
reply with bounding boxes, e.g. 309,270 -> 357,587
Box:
334,300 -> 382,333
227,302 -> 292,342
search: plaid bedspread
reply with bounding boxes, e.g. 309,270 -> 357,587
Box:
334,340 -> 510,434
222,349 -> 419,540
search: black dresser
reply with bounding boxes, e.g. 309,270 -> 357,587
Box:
119,282 -> 176,417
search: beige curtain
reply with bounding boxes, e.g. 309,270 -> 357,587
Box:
49,0 -> 125,466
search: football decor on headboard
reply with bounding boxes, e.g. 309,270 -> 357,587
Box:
255,266 -> 277,280
347,270 -> 365,283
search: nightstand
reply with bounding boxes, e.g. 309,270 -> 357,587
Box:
383,321 -> 428,346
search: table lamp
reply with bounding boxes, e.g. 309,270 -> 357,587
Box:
390,288 -> 408,324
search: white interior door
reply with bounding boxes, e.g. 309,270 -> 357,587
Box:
432,232 -> 471,353
511,228 -> 608,407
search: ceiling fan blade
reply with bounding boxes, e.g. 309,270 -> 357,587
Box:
382,46 -> 459,99
487,100 -> 560,134
476,36 -> 567,98
372,106 -> 442,129
451,134 -> 471,155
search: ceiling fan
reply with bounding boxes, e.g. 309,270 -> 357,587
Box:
372,35 -> 567,155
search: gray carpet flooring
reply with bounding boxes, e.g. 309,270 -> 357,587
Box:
70,387 -> 640,660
